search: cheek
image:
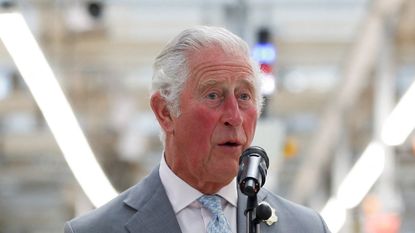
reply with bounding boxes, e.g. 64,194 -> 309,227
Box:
179,107 -> 218,145
243,108 -> 258,140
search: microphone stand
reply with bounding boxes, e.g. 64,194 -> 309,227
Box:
245,195 -> 260,233
238,146 -> 270,233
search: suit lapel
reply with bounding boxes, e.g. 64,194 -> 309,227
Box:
123,167 -> 182,233
122,167 -> 276,233
237,189 -> 273,233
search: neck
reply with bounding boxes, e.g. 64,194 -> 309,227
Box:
165,154 -> 231,194
164,139 -> 232,194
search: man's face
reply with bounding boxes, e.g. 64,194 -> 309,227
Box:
169,46 -> 258,188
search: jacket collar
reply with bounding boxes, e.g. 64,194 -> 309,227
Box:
123,166 -> 182,233
123,166 -> 273,233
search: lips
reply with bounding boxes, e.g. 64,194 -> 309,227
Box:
218,140 -> 242,147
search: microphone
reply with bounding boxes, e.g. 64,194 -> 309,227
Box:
254,203 -> 273,223
237,146 -> 269,196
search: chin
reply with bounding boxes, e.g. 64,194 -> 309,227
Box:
222,166 -> 239,180
213,174 -> 236,186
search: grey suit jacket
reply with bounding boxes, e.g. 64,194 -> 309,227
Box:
65,166 -> 330,233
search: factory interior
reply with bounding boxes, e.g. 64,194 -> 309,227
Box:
0,0 -> 414,232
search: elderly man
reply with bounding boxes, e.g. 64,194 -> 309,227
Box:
64,26 -> 331,233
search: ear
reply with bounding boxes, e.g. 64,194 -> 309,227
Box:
150,93 -> 175,134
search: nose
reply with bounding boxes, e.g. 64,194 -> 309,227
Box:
222,96 -> 243,127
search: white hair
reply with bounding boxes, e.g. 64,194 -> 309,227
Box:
151,26 -> 263,143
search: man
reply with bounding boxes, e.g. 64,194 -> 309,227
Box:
64,26 -> 331,233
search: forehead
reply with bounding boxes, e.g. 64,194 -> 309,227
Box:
186,46 -> 255,85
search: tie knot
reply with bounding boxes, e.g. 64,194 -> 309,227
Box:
198,195 -> 223,216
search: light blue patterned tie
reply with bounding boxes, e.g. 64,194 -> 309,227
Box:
198,195 -> 232,233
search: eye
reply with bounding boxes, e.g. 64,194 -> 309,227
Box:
203,91 -> 223,107
207,92 -> 219,100
239,92 -> 252,101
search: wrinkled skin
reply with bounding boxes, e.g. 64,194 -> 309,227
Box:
151,45 -> 258,194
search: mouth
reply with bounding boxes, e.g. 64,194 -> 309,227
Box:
218,141 -> 242,147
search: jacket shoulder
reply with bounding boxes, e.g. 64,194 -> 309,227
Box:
64,190 -> 135,233
64,167 -> 162,233
262,189 -> 331,233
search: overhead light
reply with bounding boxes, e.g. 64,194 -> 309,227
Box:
382,80 -> 415,146
320,198 -> 346,233
321,141 -> 385,232
0,12 -> 117,207
322,78 -> 415,232
336,141 -> 385,209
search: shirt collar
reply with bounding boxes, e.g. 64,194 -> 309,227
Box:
159,154 -> 237,213
217,178 -> 237,207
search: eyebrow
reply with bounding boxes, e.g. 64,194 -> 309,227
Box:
239,78 -> 256,91
198,77 -> 256,93
198,80 -> 218,92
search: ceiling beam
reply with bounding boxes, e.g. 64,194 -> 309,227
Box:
289,0 -> 407,204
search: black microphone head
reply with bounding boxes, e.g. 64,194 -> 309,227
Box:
239,146 -> 269,168
256,203 -> 272,221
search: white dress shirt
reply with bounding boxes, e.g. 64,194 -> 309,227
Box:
159,155 -> 238,233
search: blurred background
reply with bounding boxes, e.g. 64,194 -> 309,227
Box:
0,0 -> 414,232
